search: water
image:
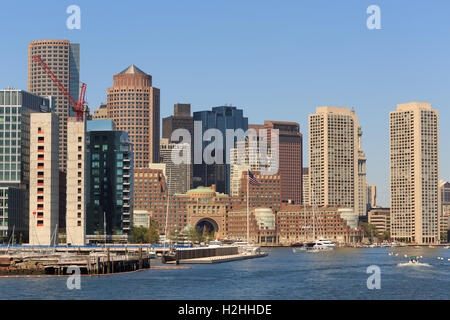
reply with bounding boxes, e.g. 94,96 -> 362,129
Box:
1,247 -> 449,299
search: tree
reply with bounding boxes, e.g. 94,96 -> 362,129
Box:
129,221 -> 160,244
441,232 -> 448,243
360,222 -> 379,241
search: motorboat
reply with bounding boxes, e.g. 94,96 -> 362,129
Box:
305,238 -> 336,252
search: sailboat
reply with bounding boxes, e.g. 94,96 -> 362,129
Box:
304,175 -> 335,252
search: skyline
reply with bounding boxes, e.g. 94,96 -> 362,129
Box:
1,0 -> 450,206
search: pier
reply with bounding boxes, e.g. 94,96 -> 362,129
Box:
0,247 -> 151,276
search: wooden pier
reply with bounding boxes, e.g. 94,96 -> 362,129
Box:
0,247 -> 151,276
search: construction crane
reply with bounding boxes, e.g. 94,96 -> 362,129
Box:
33,55 -> 89,121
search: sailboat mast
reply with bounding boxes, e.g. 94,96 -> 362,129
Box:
247,170 -> 250,244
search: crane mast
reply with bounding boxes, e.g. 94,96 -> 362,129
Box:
33,55 -> 89,121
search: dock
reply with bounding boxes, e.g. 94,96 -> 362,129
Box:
168,252 -> 268,264
162,245 -> 269,264
0,247 -> 151,276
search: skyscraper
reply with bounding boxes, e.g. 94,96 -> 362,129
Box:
390,102 -> 439,244
193,106 -> 248,194
440,180 -> 450,238
309,107 -> 365,215
162,103 -> 193,142
106,65 -> 160,168
302,168 -> 310,205
28,40 -> 80,172
0,88 -> 52,241
160,138 -> 191,195
262,121 -> 303,205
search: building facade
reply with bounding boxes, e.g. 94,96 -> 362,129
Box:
261,121 -> 303,205
0,89 -> 51,241
29,113 -> 59,245
390,102 -> 439,244
193,106 -> 248,194
162,103 -> 193,143
277,205 -> 362,245
309,107 -> 365,215
65,120 -> 87,245
302,168 -> 310,206
28,40 -> 80,172
85,120 -> 133,243
160,138 -> 191,195
92,103 -> 108,119
439,180 -> 450,237
106,65 -> 160,168
368,208 -> 391,236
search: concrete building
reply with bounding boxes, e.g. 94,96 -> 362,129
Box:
439,180 -> 450,237
309,107 -> 366,216
85,120 -> 133,243
92,103 -> 108,119
133,210 -> 152,228
367,184 -> 377,210
160,138 -> 191,195
390,102 -> 439,244
193,106 -> 248,194
28,40 -> 80,172
106,65 -> 160,168
29,113 -> 59,245
65,120 -> 87,245
302,168 -> 310,206
0,88 -> 51,241
368,208 -> 390,235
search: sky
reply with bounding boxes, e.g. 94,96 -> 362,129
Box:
1,0 -> 449,206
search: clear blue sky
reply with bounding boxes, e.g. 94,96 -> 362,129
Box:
1,0 -> 449,206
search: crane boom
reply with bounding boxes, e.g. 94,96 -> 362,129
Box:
33,55 -> 88,121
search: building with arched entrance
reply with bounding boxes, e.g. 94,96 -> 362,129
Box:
185,186 -> 231,239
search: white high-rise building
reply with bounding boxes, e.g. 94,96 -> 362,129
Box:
309,107 -> 366,215
65,120 -> 87,245
390,102 -> 439,244
29,113 -> 59,245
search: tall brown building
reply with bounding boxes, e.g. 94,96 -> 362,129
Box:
162,103 -> 193,142
251,121 -> 303,205
28,40 -> 80,172
107,65 -> 160,168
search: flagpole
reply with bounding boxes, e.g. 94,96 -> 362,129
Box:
247,170 -> 249,244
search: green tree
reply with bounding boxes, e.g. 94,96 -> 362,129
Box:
130,221 -> 160,244
441,232 -> 448,243
360,222 -> 379,241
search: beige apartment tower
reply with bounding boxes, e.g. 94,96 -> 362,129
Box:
309,107 -> 366,216
29,113 -> 59,245
28,40 -> 80,172
390,102 -> 439,244
65,120 -> 87,245
106,65 -> 160,168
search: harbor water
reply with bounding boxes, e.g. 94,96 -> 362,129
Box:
1,247 -> 449,300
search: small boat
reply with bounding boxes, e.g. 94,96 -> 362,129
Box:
149,251 -> 157,259
409,256 -> 419,264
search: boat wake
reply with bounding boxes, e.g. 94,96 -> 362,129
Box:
396,262 -> 431,267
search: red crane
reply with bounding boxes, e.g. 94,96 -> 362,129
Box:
33,55 -> 89,121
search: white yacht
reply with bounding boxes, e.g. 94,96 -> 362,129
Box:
305,238 -> 336,252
